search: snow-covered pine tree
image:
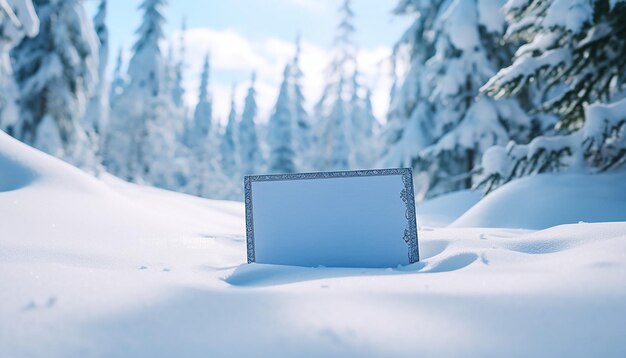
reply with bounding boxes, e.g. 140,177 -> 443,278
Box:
351,85 -> 380,168
290,35 -> 312,166
187,115 -> 239,200
103,46 -> 125,168
238,72 -> 262,175
268,65 -> 296,174
381,0 -> 444,169
347,68 -> 379,168
84,0 -> 109,144
189,128 -> 231,199
347,68 -> 362,147
330,78 -> 349,170
105,0 -> 184,189
125,0 -> 165,102
162,42 -> 188,142
11,0 -> 99,168
171,17 -> 185,107
220,88 -> 239,178
0,0 -> 39,135
108,47 -> 125,106
313,0 -> 357,170
362,89 -> 378,139
163,45 -> 176,104
479,0 -> 626,193
408,0 -> 529,198
187,53 -> 212,148
180,53 -> 214,197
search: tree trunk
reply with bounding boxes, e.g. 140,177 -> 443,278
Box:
465,148 -> 475,189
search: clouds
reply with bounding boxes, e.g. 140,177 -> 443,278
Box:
170,27 -> 393,125
279,0 -> 331,13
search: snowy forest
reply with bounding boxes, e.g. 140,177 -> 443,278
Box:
1,0 -> 625,201
3,1 -> 626,356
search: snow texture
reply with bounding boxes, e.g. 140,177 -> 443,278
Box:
2,130 -> 626,357
455,172 -> 626,229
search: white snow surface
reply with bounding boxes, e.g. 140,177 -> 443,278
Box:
418,189 -> 481,228
454,172 -> 626,229
2,131 -> 626,357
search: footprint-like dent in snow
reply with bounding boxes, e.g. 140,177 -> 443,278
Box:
506,240 -> 573,254
590,261 -> 617,269
198,264 -> 240,272
225,262 -> 426,287
424,253 -> 478,273
21,296 -> 56,312
22,301 -> 37,312
480,253 -> 490,265
419,240 -> 448,260
46,296 -> 57,308
199,234 -> 245,242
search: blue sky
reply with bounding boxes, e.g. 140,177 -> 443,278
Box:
86,0 -> 412,122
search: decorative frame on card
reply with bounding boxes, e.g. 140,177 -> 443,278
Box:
244,168 -> 419,267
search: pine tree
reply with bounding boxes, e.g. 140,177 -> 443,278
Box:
238,72 -> 262,175
330,78 -> 349,170
346,68 -> 379,168
479,0 -> 626,193
109,47 -> 125,105
484,0 -> 626,131
350,85 -> 379,168
290,36 -> 312,163
103,47 -> 125,168
105,0 -> 182,187
188,53 -> 212,148
127,0 -> 165,97
171,17 -> 186,107
11,0 -> 99,168
313,0 -> 358,170
220,89 -> 238,178
0,0 -> 39,135
347,68 -> 362,146
84,0 -> 109,141
362,89 -> 378,139
182,53 -> 214,197
315,0 -> 356,112
163,45 -> 176,103
389,0 -> 529,198
381,0 -> 444,168
268,65 -> 296,174
189,127 -> 230,199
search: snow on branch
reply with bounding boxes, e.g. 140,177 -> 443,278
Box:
478,97 -> 626,194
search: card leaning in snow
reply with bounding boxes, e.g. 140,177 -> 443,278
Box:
244,168 -> 419,268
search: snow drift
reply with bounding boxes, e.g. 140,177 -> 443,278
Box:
453,172 -> 626,229
2,131 -> 626,357
417,190 -> 481,227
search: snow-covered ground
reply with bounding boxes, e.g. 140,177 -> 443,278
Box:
2,131 -> 626,357
453,171 -> 626,229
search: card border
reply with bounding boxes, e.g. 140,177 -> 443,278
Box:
243,168 -> 420,265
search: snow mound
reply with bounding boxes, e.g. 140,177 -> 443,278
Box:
0,145 -> 35,192
417,190 -> 481,227
453,172 -> 626,229
0,129 -> 244,269
0,130 -> 109,193
2,132 -> 626,356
